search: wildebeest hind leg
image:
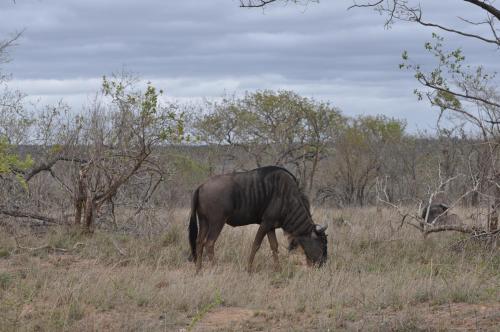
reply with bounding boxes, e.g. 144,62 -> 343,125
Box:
247,225 -> 268,273
267,230 -> 280,271
206,221 -> 225,266
195,218 -> 209,273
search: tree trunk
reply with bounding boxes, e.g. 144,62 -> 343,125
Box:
489,175 -> 500,248
83,192 -> 96,233
74,164 -> 96,232
308,146 -> 320,195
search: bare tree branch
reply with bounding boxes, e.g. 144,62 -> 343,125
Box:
420,76 -> 500,109
0,30 -> 23,64
240,0 -> 318,8
240,0 -> 279,7
23,156 -> 87,181
348,0 -> 383,10
464,0 -> 500,21
349,0 -> 500,45
415,17 -> 500,46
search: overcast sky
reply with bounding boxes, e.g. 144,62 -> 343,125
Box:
0,0 -> 498,131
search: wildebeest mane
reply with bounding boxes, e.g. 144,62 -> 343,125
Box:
255,166 -> 311,214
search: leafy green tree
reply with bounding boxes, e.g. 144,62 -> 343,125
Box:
329,115 -> 406,206
368,1 -> 500,234
72,74 -> 185,231
0,32 -> 32,184
0,137 -> 32,183
1,72 -> 185,231
247,0 -> 500,237
196,90 -> 343,189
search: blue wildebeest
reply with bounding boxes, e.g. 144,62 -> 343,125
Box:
188,166 -> 328,272
421,203 -> 449,224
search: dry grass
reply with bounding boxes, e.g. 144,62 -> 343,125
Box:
0,207 -> 499,331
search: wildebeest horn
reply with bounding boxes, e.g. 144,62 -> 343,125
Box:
315,224 -> 328,232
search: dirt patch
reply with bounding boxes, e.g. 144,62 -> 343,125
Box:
191,307 -> 261,332
75,309 -> 163,332
420,303 -> 500,331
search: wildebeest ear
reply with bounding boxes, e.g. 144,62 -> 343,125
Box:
315,224 -> 328,233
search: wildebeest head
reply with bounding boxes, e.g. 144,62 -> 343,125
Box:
288,224 -> 328,267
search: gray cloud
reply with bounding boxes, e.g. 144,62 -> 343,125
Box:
1,0 -> 498,131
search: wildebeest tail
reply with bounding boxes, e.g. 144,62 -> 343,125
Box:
189,187 -> 199,262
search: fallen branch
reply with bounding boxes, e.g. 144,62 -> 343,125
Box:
378,197 -> 492,237
404,217 -> 483,235
450,229 -> 500,251
0,207 -> 63,225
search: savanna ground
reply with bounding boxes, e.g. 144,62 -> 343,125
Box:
0,207 -> 499,331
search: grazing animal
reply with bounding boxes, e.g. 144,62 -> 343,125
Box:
421,203 -> 449,224
188,166 -> 328,272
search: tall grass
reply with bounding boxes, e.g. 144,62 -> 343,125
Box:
0,207 -> 498,331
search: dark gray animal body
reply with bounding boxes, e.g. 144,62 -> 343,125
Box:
189,166 -> 327,272
421,203 -> 449,224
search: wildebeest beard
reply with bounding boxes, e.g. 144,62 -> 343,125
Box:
288,227 -> 328,266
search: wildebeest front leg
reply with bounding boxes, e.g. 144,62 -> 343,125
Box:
248,225 -> 268,273
267,230 -> 280,271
